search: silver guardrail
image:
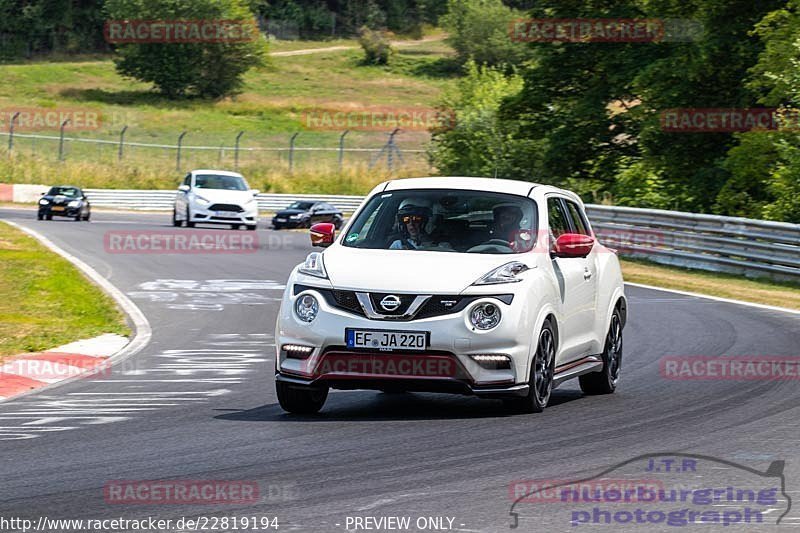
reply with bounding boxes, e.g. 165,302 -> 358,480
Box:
81,189 -> 799,282
83,189 -> 365,213
585,205 -> 800,282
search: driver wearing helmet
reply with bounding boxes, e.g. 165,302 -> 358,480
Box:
389,200 -> 434,250
490,203 -> 533,252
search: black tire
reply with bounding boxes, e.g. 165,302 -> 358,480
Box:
276,381 -> 328,414
37,213 -> 43,221
83,211 -> 91,221
273,224 -> 282,230
504,319 -> 556,414
45,214 -> 52,220
172,209 -> 182,227
580,308 -> 623,395
185,207 -> 195,228
246,224 -> 257,231
231,224 -> 241,230
74,211 -> 82,221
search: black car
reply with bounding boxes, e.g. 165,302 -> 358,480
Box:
272,201 -> 344,230
38,186 -> 91,221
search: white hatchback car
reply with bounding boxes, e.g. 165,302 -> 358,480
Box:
275,177 -> 627,414
173,170 -> 259,230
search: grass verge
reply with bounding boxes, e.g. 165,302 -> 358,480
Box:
0,222 -> 130,360
620,258 -> 800,310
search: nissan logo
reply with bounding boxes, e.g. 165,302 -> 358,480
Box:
380,295 -> 402,312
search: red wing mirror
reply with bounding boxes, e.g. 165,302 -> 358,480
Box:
553,233 -> 595,258
310,222 -> 336,248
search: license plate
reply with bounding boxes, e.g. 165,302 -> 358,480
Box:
345,329 -> 429,351
51,206 -> 65,211
216,211 -> 238,218
276,218 -> 286,222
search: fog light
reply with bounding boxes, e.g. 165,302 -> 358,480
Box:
469,302 -> 501,330
470,354 -> 511,370
295,294 -> 319,322
282,344 -> 314,359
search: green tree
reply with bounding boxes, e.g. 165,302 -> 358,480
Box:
106,0 -> 266,98
440,0 -> 529,68
734,0 -> 800,221
429,61 -> 539,178
447,0 -> 785,214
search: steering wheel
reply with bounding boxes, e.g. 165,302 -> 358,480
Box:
466,239 -> 513,253
483,239 -> 512,247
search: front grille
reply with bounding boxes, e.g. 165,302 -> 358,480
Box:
331,290 -> 363,315
209,203 -> 244,212
292,284 -> 511,320
368,292 -> 416,315
416,296 -> 466,319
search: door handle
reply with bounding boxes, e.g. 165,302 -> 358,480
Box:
583,268 -> 592,281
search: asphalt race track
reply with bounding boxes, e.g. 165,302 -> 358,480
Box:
0,207 -> 798,532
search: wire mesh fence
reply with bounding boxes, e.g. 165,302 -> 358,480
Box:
0,129 -> 433,175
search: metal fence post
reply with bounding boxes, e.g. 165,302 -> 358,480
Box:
8,112 -> 20,156
58,119 -> 71,161
118,125 -> 128,162
235,131 -> 244,171
338,130 -> 349,173
289,132 -> 299,174
387,128 -> 400,173
176,131 -> 187,171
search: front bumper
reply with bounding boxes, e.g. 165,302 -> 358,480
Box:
39,205 -> 80,217
272,216 -> 307,228
191,204 -> 258,225
276,284 -> 535,393
276,371 -> 530,398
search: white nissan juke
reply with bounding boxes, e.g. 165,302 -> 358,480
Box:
275,177 -> 627,414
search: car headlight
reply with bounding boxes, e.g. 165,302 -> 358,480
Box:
290,213 -> 304,219
473,261 -> 530,285
68,200 -> 81,208
295,294 -> 319,323
39,199 -> 50,206
469,302 -> 502,330
195,195 -> 210,206
298,252 -> 328,279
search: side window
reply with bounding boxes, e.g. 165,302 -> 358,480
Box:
352,202 -> 384,245
183,174 -> 191,186
547,198 -> 570,238
565,201 -> 591,235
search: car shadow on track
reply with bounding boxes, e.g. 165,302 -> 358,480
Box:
213,389 -> 586,422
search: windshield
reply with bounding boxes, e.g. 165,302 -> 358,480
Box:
342,189 -> 538,254
288,201 -> 315,210
194,174 -> 248,191
47,186 -> 80,197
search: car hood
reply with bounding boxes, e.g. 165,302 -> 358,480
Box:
42,195 -> 79,203
193,189 -> 253,204
321,245 -> 527,293
275,209 -> 307,217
